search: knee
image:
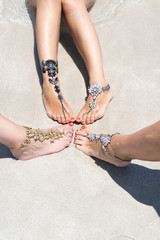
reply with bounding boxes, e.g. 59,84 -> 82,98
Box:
61,0 -> 83,13
61,0 -> 95,13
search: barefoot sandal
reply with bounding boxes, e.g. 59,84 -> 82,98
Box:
9,127 -> 65,150
84,82 -> 111,115
84,132 -> 131,162
41,59 -> 69,116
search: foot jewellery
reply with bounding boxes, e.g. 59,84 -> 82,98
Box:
9,126 -> 65,150
85,132 -> 131,162
41,59 -> 68,116
84,82 -> 111,115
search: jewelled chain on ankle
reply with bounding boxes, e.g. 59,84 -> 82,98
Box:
85,132 -> 130,162
88,82 -> 110,111
41,59 -> 68,116
9,126 -> 65,150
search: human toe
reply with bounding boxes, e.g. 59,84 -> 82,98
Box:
75,144 -> 83,150
52,113 -> 57,121
70,116 -> 75,123
86,113 -> 91,125
61,114 -> 67,124
76,126 -> 94,138
80,125 -> 94,135
57,114 -> 62,123
86,111 -> 95,125
94,112 -> 99,121
90,111 -> 95,123
47,110 -> 54,120
74,137 -> 83,145
81,113 -> 87,125
64,137 -> 72,147
74,132 -> 83,141
63,123 -> 74,134
76,110 -> 83,123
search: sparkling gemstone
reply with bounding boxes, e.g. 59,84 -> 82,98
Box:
100,136 -> 111,147
89,134 -> 96,141
88,82 -> 102,99
58,94 -> 63,101
34,135 -> 38,140
49,77 -> 58,85
54,85 -> 60,93
48,69 -> 55,77
89,101 -> 96,109
48,63 -> 53,68
95,134 -> 101,141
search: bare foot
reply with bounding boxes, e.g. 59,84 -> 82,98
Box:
74,126 -> 131,167
10,124 -> 74,160
76,81 -> 113,125
42,75 -> 75,124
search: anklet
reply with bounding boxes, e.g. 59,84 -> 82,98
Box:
41,59 -> 68,116
84,82 -> 110,115
84,132 -> 131,162
9,126 -> 65,150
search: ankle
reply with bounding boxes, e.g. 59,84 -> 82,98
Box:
108,134 -> 132,161
89,77 -> 108,86
7,126 -> 26,149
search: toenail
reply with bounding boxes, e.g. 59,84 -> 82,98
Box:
71,118 -> 75,121
76,118 -> 80,121
81,126 -> 86,129
69,123 -> 74,126
75,135 -> 77,138
76,130 -> 79,132
75,145 -> 77,148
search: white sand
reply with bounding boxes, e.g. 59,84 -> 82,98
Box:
0,0 -> 160,239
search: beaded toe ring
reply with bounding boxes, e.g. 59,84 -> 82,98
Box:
9,126 -> 65,150
84,82 -> 111,115
84,132 -> 131,162
41,59 -> 69,116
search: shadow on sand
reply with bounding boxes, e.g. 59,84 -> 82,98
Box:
93,157 -> 160,216
0,144 -> 14,159
1,141 -> 160,217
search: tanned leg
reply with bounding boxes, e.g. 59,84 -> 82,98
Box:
61,0 -> 113,124
74,121 -> 160,167
0,114 -> 74,160
29,0 -> 75,124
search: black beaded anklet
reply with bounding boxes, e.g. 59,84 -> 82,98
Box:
41,59 -> 68,116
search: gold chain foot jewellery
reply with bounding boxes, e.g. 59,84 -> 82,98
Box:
9,127 -> 65,150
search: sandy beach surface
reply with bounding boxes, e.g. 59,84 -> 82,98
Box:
0,0 -> 160,239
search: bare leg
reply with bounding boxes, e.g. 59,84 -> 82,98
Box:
61,0 -> 113,124
29,0 -> 75,124
0,114 -> 74,160
74,121 -> 160,167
